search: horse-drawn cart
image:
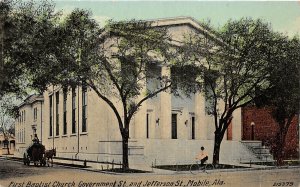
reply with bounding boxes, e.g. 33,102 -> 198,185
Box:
23,143 -> 46,166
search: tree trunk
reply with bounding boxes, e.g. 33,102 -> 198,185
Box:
213,131 -> 223,165
122,132 -> 129,170
275,130 -> 286,166
7,144 -> 10,155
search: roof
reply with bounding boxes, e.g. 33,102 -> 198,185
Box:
148,17 -> 224,46
18,94 -> 44,108
102,17 -> 225,46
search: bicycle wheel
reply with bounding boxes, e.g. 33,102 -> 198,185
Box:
204,164 -> 214,171
190,164 -> 201,174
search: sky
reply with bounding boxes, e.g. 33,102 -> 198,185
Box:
53,1 -> 300,37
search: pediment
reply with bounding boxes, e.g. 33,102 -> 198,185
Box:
150,17 -> 223,45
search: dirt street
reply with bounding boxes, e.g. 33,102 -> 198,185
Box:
0,158 -> 299,187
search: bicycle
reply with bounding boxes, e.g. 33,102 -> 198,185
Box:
189,161 -> 214,174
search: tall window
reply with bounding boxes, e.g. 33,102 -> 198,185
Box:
146,114 -> 149,138
55,91 -> 59,136
33,108 -> 37,120
82,85 -> 87,132
227,121 -> 233,140
72,87 -> 76,134
171,114 -> 177,139
49,95 -> 53,137
63,88 -> 67,135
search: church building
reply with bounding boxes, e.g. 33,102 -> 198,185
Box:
15,17 -> 268,167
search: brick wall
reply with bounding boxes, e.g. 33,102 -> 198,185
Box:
242,106 -> 299,159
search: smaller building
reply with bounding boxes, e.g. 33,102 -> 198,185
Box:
0,133 -> 15,155
242,106 -> 299,160
14,94 -> 44,158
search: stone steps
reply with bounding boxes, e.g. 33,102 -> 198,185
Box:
252,147 -> 271,154
241,140 -> 262,147
241,141 -> 274,163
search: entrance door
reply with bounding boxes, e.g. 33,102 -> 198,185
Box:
191,116 -> 195,139
171,114 -> 177,139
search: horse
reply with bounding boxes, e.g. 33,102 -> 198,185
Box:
45,148 -> 56,167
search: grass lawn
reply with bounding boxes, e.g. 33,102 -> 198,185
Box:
154,164 -> 249,171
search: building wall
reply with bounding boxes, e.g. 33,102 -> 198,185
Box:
15,105 -> 30,157
242,106 -> 299,159
15,96 -> 43,157
32,101 -> 44,144
39,81 -> 243,164
139,139 -> 258,166
42,86 -> 123,160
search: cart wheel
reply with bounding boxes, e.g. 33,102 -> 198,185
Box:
23,154 -> 27,165
26,156 -> 30,166
40,159 -> 45,166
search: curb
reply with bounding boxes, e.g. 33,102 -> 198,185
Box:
1,156 -> 299,176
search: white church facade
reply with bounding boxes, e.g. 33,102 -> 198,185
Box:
15,17 -> 260,166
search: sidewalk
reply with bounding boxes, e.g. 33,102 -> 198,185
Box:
1,155 -> 299,175
82,160 -> 295,175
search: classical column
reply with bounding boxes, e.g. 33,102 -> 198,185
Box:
232,108 -> 242,141
133,73 -> 147,139
195,92 -> 207,140
134,98 -> 147,138
160,65 -> 171,139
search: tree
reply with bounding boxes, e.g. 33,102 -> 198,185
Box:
24,9 -> 102,92
0,0 -> 20,97
182,18 -> 277,164
0,0 -> 60,98
0,95 -> 17,155
90,20 -> 173,170
255,36 -> 300,165
87,20 -> 174,170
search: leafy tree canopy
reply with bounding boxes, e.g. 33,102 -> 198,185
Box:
0,0 -> 60,97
